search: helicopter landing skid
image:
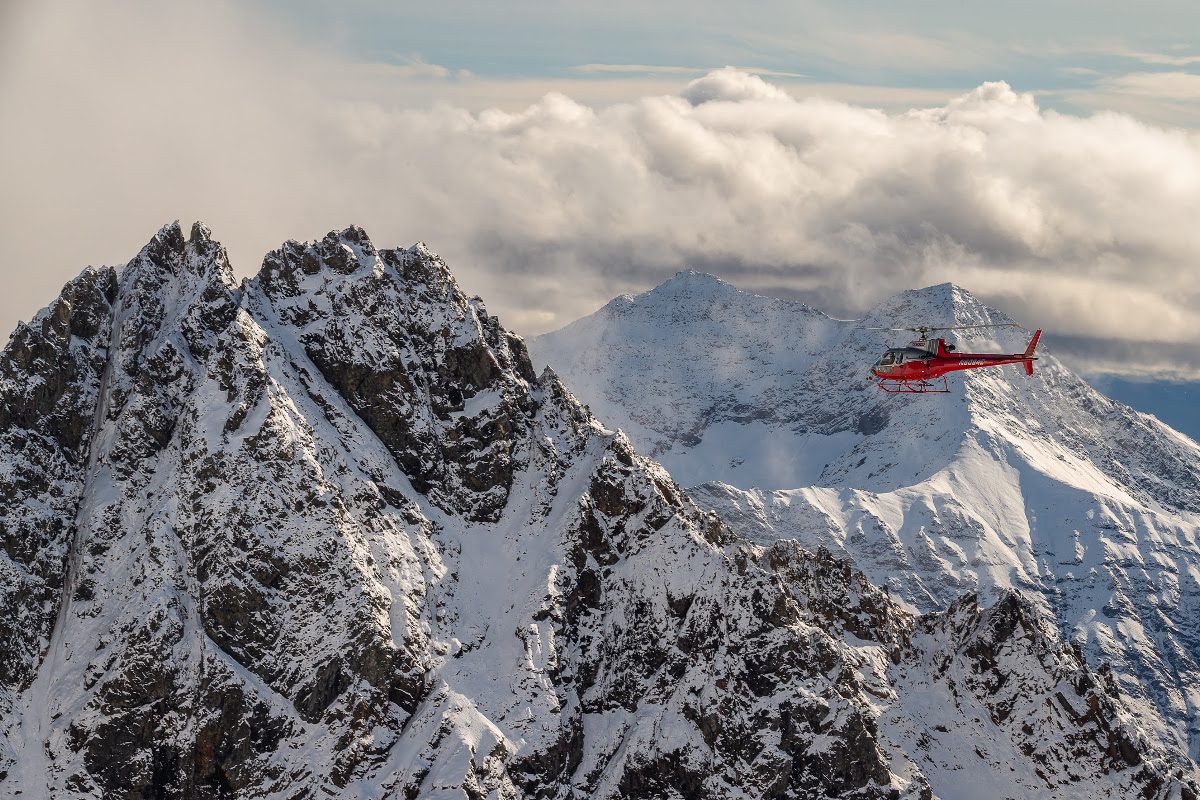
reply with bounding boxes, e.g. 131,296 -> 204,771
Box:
875,376 -> 950,394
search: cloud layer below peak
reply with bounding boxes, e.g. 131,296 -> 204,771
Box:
364,71 -> 1200,377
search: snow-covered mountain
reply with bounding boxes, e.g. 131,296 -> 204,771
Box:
0,225 -> 1195,799
531,271 -> 1200,770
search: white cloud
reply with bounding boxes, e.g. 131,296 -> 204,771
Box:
1100,71 -> 1200,99
680,66 -> 796,104
2,1 -> 1199,381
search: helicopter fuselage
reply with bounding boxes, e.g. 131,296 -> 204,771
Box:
870,331 -> 1041,392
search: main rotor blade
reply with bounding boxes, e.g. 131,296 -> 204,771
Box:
863,323 -> 1019,333
926,323 -> 1019,332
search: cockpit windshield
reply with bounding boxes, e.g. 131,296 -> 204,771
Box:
876,347 -> 931,368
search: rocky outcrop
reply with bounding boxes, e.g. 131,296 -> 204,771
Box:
255,228 -> 537,522
0,263 -> 115,722
884,591 -> 1198,800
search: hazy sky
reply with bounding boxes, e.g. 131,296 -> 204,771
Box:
2,0 -> 1199,380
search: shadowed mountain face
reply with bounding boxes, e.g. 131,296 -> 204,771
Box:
0,225 -> 1195,799
531,272 -> 1200,765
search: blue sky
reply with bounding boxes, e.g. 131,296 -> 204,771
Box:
1,1 -> 1197,438
1091,378 -> 1200,442
259,0 -> 1200,123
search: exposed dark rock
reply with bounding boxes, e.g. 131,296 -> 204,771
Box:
255,230 -> 537,522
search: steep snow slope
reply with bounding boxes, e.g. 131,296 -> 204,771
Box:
0,226 -> 1194,799
531,271 -> 861,489
531,273 -> 1200,763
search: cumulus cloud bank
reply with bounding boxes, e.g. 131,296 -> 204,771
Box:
2,3 -> 1199,379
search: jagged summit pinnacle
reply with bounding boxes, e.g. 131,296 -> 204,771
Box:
638,270 -> 744,303
189,220 -> 213,243
871,281 -> 974,310
254,225 -> 464,293
659,268 -> 733,288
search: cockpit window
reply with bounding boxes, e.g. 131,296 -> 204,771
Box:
877,350 -> 897,366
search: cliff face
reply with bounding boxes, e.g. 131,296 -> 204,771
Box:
0,262 -> 115,712
0,224 -> 1192,799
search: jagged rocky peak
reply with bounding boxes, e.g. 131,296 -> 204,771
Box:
0,265 -> 116,444
255,224 -> 533,381
107,220 -> 242,394
119,220 -> 237,293
251,225 -> 539,521
890,589 -> 1200,799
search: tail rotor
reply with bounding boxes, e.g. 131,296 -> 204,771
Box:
1022,329 -> 1042,375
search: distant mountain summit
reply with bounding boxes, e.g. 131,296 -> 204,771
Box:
0,227 -> 1194,798
532,272 -> 1200,765
536,271 -> 838,488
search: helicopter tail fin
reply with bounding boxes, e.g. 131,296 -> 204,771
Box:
1022,329 -> 1042,375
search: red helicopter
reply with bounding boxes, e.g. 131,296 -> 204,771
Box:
869,324 -> 1042,394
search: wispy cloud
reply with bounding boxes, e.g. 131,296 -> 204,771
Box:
1113,48 -> 1200,67
737,27 -> 1004,75
371,53 -> 471,80
573,63 -> 806,78
1056,70 -> 1200,126
1100,70 -> 1200,99
572,63 -> 704,75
